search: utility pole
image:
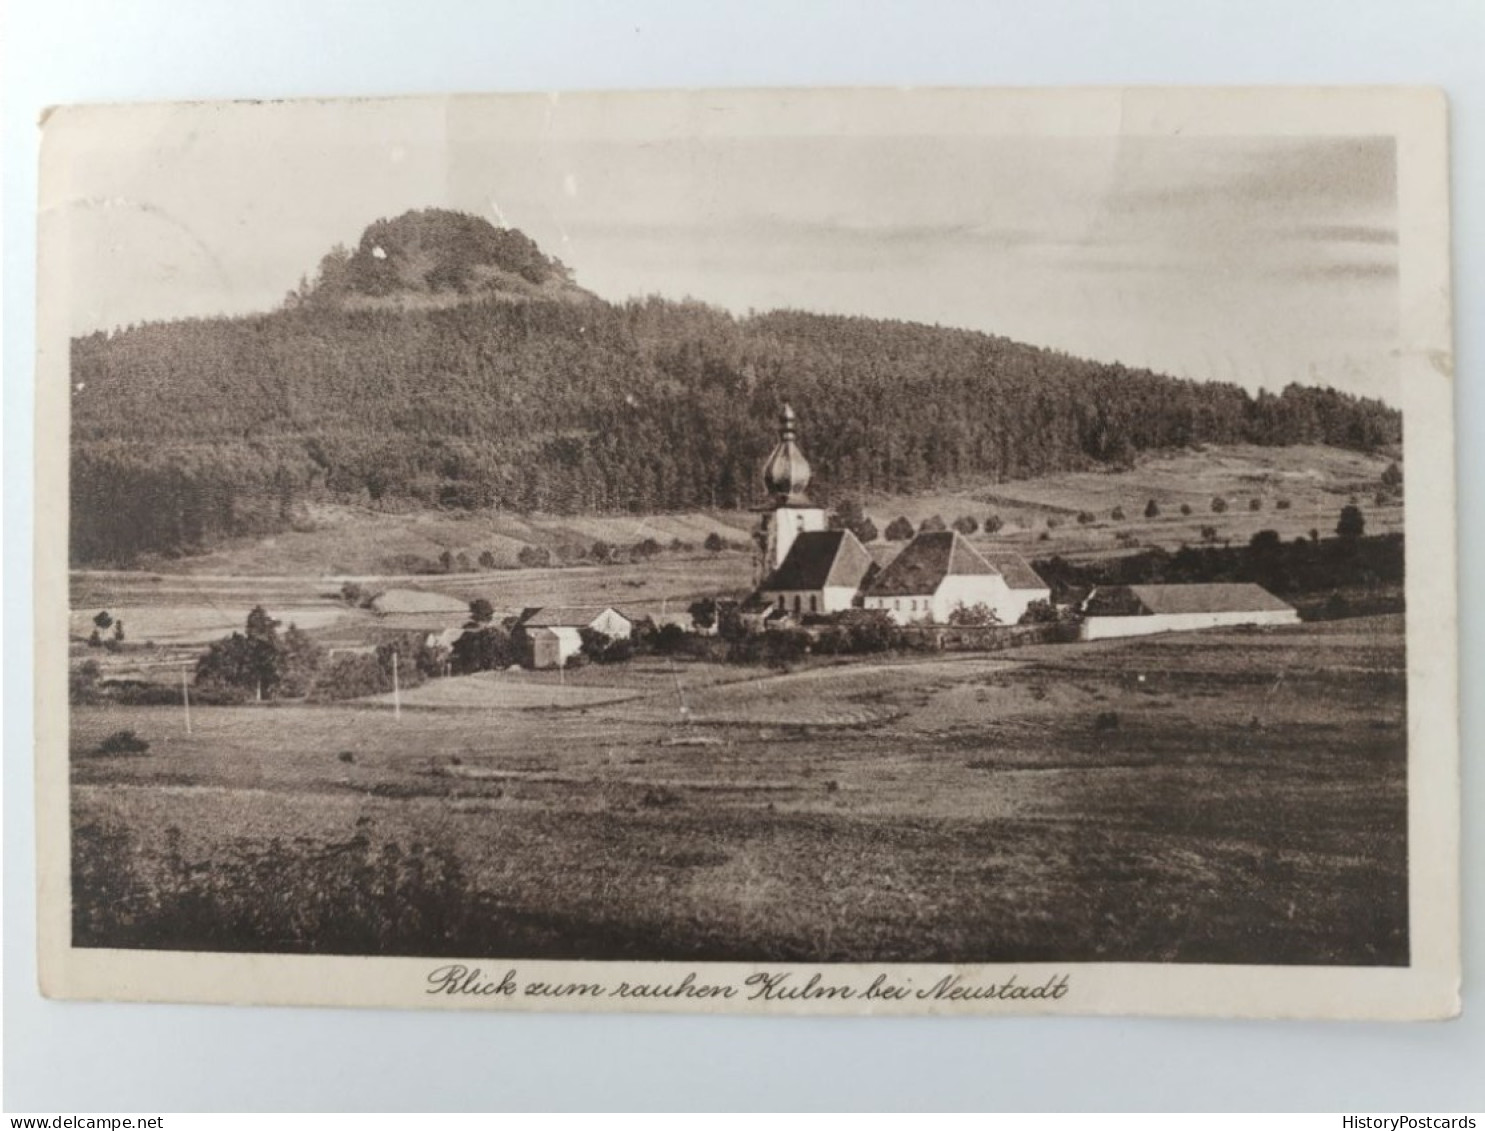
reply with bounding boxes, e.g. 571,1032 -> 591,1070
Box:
392,650 -> 401,720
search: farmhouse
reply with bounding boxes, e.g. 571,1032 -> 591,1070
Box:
517,605 -> 634,668
980,551 -> 1054,624
863,530 -> 1031,626
1078,583 -> 1299,641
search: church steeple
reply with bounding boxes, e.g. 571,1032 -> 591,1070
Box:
755,403 -> 828,585
761,403 -> 813,505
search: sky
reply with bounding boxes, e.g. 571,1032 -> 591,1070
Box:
44,94 -> 1400,403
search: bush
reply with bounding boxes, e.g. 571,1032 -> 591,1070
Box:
1144,499 -> 1159,519
952,515 -> 979,535
947,602 -> 999,626
1211,496 -> 1228,514
1075,511 -> 1095,525
1110,506 -> 1125,521
1275,498 -> 1292,511
1200,525 -> 1219,543
477,549 -> 497,569
1093,711 -> 1120,733
1248,497 -> 1262,512
591,540 -> 613,563
450,625 -> 519,674
580,627 -> 634,664
1381,460 -> 1403,488
984,515 -> 1004,534
704,531 -> 725,553
884,516 -> 915,542
516,544 -> 552,568
1179,503 -> 1193,516
97,729 -> 150,756
1045,516 -> 1062,530
919,514 -> 948,534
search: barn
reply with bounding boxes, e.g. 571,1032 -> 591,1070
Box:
1078,583 -> 1299,641
863,530 -> 1029,625
757,529 -> 876,619
517,606 -> 634,668
979,551 -> 1053,624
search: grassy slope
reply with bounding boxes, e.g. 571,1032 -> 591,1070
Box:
89,443 -> 1401,578
72,618 -> 1406,965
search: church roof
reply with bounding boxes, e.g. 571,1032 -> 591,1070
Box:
759,530 -> 874,592
979,551 -> 1049,591
866,530 -> 1000,597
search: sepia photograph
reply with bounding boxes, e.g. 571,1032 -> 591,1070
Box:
33,86 -> 1459,1018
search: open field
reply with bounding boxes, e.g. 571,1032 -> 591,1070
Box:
72,617 -> 1407,964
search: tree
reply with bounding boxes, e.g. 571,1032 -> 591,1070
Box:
517,544 -> 552,568
1249,529 -> 1282,554
196,605 -> 302,700
1381,460 -> 1403,488
703,531 -> 725,553
477,549 -> 497,569
952,515 -> 979,535
1200,525 -> 1219,543
92,610 -> 114,631
947,603 -> 1000,626
688,598 -> 718,631
885,516 -> 915,542
1336,504 -> 1366,539
1179,503 -> 1193,516
1275,498 -> 1292,510
1248,497 -> 1262,512
919,514 -> 948,534
591,540 -> 613,563
438,549 -> 455,573
1018,599 -> 1061,625
984,514 -> 1004,535
828,500 -> 878,543
112,620 -> 126,643
1211,496 -> 1228,514
468,598 -> 495,625
451,625 -> 518,674
1144,499 -> 1160,519
1110,506 -> 1125,521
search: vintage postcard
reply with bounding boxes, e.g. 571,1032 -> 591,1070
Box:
35,86 -> 1459,1018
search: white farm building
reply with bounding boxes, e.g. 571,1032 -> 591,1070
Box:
862,530 -> 1047,626
1078,583 -> 1299,641
517,605 -> 634,668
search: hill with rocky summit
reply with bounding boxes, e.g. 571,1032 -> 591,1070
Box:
69,210 -> 1401,566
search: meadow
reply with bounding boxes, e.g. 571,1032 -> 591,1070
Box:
71,617 -> 1408,965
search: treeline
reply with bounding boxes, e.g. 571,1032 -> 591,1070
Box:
1033,530 -> 1405,613
71,213 -> 1401,564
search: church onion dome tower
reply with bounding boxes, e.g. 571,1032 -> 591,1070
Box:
762,403 -> 814,505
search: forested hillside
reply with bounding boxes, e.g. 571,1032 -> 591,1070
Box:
70,209 -> 1401,565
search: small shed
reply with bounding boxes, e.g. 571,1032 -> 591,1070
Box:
1079,583 -> 1299,641
517,606 -> 634,668
527,625 -> 585,669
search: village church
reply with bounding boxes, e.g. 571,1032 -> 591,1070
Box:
753,405 -> 1049,625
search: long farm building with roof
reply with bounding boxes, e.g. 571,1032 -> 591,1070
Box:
1078,583 -> 1299,641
